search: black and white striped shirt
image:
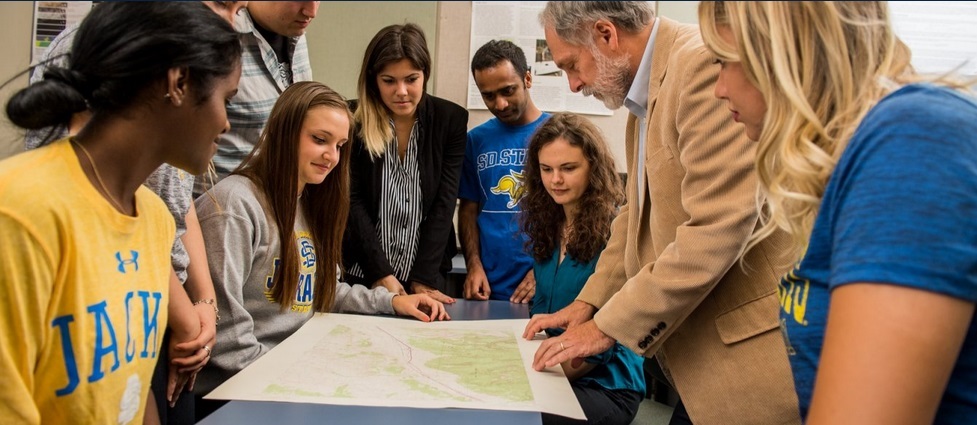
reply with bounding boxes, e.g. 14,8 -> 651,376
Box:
348,120 -> 422,282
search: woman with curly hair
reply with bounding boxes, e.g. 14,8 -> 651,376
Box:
520,112 -> 644,425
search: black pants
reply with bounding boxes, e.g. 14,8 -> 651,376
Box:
150,331 -> 195,424
542,380 -> 643,425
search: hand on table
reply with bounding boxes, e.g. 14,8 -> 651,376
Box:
509,270 -> 535,304
393,293 -> 451,322
373,275 -> 407,296
532,320 -> 614,371
411,281 -> 456,304
522,300 -> 596,339
463,266 -> 491,300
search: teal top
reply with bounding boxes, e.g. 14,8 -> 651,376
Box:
531,247 -> 646,394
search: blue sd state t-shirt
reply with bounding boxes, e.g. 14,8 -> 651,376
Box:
780,84 -> 977,423
459,113 -> 550,300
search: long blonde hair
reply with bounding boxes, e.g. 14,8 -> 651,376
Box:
699,1 -> 914,259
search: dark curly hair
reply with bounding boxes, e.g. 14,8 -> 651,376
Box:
521,112 -> 623,263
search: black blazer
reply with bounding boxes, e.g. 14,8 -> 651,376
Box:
343,94 -> 468,292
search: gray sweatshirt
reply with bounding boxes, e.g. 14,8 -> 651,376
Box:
195,175 -> 396,394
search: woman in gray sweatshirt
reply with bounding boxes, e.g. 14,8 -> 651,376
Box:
193,82 -> 448,411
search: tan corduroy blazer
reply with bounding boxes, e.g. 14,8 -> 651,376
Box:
579,18 -> 800,424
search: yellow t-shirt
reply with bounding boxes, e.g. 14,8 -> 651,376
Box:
0,139 -> 175,424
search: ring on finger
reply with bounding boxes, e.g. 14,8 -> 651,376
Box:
560,341 -> 566,351
202,345 -> 212,357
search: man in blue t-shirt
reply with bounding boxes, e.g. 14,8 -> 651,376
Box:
459,40 -> 550,302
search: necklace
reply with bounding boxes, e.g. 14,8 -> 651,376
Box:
70,138 -> 126,212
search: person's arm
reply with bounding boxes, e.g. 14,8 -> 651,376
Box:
143,390 -> 161,425
391,294 -> 450,322
164,269 -> 200,404
331,257 -> 448,322
195,193 -> 268,377
571,116 -> 639,308
372,275 -> 407,296
168,203 -> 218,402
332,275 -> 397,316
589,46 -> 758,357
0,212 -> 55,423
509,269 -> 535,304
561,355 -> 598,381
807,284 -> 974,424
332,279 -> 450,322
407,101 -> 469,293
167,273 -> 202,336
172,203 -> 218,359
802,88 -> 977,424
344,132 -> 396,285
458,199 -> 490,300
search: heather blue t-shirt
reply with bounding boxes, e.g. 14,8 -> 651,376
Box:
780,84 -> 977,423
459,113 -> 549,300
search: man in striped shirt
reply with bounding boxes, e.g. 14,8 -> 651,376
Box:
194,1 -> 318,196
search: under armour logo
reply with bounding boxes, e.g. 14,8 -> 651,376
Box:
115,250 -> 140,273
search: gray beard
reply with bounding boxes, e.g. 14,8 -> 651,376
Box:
585,49 -> 633,110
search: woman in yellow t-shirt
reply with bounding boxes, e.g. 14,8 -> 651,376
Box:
0,3 -> 241,423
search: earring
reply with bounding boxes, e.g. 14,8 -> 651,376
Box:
164,92 -> 182,106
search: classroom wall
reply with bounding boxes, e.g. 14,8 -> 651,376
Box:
0,1 -> 701,164
0,2 -> 35,160
306,2 -> 438,100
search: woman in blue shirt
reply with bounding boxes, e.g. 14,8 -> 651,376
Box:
521,113 -> 645,425
700,2 -> 977,423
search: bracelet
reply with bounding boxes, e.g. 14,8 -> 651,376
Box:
193,298 -> 221,324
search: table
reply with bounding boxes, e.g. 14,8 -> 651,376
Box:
199,299 -> 541,425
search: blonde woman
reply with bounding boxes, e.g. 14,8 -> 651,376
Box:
700,2 -> 977,423
343,23 -> 468,302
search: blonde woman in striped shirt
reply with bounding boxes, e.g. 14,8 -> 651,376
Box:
343,23 -> 468,303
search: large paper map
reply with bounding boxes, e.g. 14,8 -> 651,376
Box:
206,314 -> 584,419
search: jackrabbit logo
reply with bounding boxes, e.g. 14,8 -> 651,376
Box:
490,170 -> 526,209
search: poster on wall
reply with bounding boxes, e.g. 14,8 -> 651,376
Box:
890,1 -> 977,77
31,1 -> 94,65
468,1 -> 616,116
